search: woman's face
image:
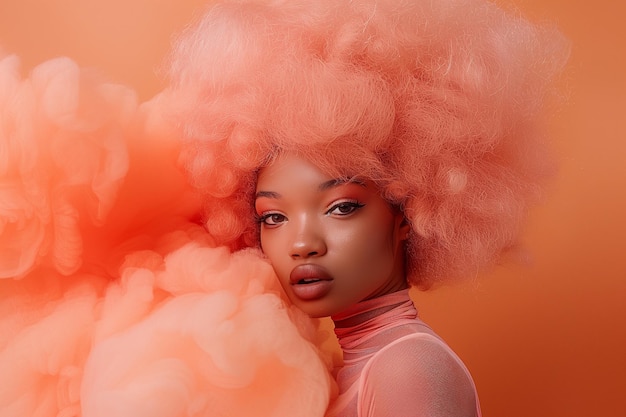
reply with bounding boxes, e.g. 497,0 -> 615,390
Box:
255,152 -> 409,318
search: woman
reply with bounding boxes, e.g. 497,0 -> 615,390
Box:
255,152 -> 478,416
164,0 -> 567,415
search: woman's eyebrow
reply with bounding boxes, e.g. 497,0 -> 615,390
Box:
256,178 -> 366,199
319,177 -> 367,191
255,191 -> 281,199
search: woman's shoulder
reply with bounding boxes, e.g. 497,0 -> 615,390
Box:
364,332 -> 473,383
359,333 -> 480,417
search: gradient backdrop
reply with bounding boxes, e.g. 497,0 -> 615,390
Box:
0,1 -> 624,416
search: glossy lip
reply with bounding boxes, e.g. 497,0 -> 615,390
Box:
289,264 -> 333,285
288,264 -> 334,301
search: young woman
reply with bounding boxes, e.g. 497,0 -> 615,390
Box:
255,152 -> 478,416
163,0 -> 568,415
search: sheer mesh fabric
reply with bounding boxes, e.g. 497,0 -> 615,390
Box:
326,290 -> 481,417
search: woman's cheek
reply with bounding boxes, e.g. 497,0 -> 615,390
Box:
260,232 -> 287,274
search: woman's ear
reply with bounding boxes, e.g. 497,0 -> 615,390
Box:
395,214 -> 411,241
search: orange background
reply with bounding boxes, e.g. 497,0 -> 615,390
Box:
0,1 -> 624,416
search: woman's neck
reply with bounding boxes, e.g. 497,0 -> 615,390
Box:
331,289 -> 417,352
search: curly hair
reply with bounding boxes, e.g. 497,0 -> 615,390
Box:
163,0 -> 568,289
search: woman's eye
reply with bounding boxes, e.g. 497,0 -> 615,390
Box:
260,213 -> 287,226
328,201 -> 364,216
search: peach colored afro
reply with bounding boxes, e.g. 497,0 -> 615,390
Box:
164,0 -> 568,289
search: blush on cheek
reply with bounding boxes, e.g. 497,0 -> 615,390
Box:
259,234 -> 278,260
350,228 -> 392,264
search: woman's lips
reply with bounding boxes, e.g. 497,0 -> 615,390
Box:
289,264 -> 334,301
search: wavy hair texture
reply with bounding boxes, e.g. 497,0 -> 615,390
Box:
164,0 -> 568,288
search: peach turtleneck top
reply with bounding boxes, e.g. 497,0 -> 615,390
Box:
326,289 -> 482,417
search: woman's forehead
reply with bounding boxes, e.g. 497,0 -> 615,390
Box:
258,148 -> 374,180
257,152 -> 375,190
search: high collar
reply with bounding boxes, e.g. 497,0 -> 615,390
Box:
331,289 -> 417,352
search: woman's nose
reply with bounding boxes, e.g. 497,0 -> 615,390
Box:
290,218 -> 327,259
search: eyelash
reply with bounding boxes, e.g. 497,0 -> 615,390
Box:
256,200 -> 365,227
326,200 -> 365,216
256,212 -> 286,226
